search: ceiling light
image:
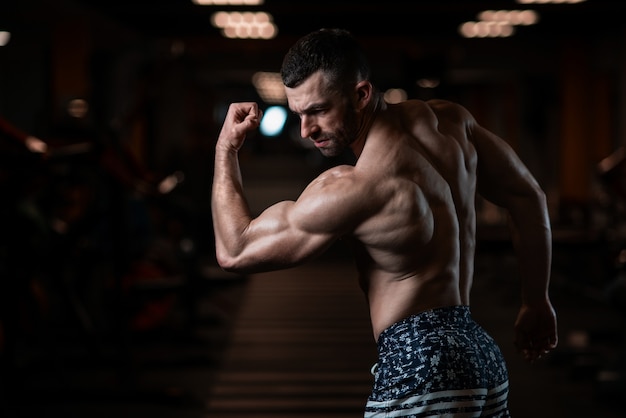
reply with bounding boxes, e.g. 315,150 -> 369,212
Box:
516,0 -> 585,3
252,71 -> 286,104
478,10 -> 539,26
192,0 -> 264,5
211,11 -> 277,39
459,21 -> 516,38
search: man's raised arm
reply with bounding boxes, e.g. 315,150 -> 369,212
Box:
211,102 -> 263,271
211,102 -> 345,274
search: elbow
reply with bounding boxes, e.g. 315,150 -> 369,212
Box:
215,248 -> 245,274
215,247 -> 296,274
215,246 -> 263,274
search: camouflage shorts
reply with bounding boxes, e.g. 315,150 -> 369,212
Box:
365,306 -> 510,417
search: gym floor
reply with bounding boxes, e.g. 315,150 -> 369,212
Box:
2,243 -> 624,418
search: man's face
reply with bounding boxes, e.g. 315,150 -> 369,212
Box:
285,71 -> 358,157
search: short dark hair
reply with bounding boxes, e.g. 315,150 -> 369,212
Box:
280,28 -> 371,91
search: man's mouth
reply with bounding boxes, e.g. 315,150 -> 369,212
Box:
313,138 -> 330,148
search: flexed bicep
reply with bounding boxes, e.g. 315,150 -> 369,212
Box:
222,200 -> 338,273
214,163 -> 364,274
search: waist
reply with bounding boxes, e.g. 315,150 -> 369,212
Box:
376,305 -> 474,347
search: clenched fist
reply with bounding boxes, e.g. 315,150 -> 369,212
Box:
217,102 -> 263,152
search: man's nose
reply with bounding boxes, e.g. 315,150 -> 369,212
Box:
300,116 -> 318,139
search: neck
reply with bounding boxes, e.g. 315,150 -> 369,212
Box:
350,92 -> 384,158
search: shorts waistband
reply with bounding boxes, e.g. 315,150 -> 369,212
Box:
377,305 -> 473,347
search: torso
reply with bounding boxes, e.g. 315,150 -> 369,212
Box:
345,99 -> 478,340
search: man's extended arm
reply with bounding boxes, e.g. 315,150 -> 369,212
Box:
470,121 -> 558,363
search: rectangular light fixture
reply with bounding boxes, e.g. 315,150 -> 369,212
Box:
192,0 -> 264,5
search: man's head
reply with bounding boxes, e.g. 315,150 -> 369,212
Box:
280,28 -> 370,92
281,29 -> 375,157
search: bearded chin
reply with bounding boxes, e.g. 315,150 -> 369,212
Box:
319,140 -> 341,157
319,106 -> 359,158
318,133 -> 351,158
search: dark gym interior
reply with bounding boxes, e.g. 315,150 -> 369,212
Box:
1,1 -> 625,416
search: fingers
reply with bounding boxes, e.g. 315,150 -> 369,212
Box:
230,102 -> 261,124
516,336 -> 557,363
244,103 -> 262,122
521,348 -> 546,363
513,303 -> 558,363
218,103 -> 262,151
525,346 -> 552,362
234,103 -> 262,133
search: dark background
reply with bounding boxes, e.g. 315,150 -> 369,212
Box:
1,1 -> 625,417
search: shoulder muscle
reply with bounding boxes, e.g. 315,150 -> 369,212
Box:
292,165 -> 373,235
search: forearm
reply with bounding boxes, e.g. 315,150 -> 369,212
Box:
211,145 -> 252,267
509,192 -> 558,362
508,191 -> 552,305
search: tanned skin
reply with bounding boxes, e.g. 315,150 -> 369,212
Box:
212,70 -> 557,363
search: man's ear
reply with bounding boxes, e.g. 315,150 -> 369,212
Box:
355,80 -> 373,110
